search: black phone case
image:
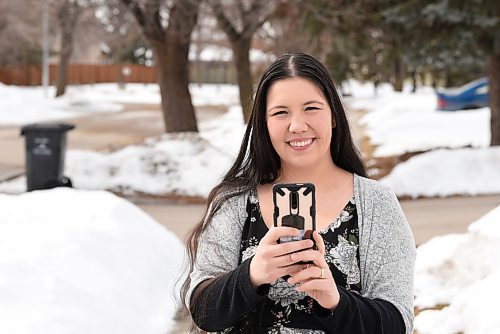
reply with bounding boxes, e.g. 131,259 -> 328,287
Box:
272,183 -> 316,244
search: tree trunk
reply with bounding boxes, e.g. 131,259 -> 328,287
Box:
411,70 -> 417,93
207,0 -> 277,123
119,0 -> 200,133
393,58 -> 404,92
153,41 -> 198,133
490,52 -> 500,145
431,71 -> 437,90
55,1 -> 78,97
55,28 -> 74,97
154,0 -> 199,133
232,37 -> 253,123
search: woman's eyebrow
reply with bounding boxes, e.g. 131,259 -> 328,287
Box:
304,100 -> 325,105
268,105 -> 288,112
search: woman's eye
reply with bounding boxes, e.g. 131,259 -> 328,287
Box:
272,111 -> 287,116
305,106 -> 320,111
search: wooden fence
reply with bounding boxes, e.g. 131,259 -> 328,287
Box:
0,62 -> 237,86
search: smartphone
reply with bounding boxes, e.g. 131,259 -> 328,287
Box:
273,183 -> 316,244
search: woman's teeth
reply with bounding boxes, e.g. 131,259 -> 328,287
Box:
289,139 -> 313,148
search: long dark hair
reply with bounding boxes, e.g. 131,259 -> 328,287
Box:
180,52 -> 366,321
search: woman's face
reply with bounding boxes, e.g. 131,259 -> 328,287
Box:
266,77 -> 334,172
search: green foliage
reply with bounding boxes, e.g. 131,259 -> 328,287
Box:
299,0 -> 499,88
0,41 -> 43,67
108,35 -> 151,64
383,0 -> 499,85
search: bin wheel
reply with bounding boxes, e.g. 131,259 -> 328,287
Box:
60,176 -> 73,188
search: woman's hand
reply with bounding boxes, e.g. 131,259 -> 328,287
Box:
249,227 -> 314,288
287,231 -> 340,310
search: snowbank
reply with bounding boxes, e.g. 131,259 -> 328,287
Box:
349,82 -> 490,158
380,147 -> 500,198
0,188 -> 185,334
414,205 -> 500,333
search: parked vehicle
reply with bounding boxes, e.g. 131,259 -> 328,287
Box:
437,78 -> 489,111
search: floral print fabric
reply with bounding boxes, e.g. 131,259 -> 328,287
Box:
226,190 -> 361,333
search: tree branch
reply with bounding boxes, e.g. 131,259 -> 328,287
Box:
119,0 -> 165,41
242,0 -> 277,38
119,0 -> 147,28
207,0 -> 240,41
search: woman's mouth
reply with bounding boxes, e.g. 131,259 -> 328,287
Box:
288,138 -> 314,150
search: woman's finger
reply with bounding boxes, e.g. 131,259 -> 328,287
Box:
261,226 -> 302,245
268,238 -> 314,258
295,278 -> 329,292
290,249 -> 324,267
281,263 -> 308,277
312,231 -> 326,255
287,265 -> 324,284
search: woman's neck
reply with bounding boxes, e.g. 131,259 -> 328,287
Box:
276,160 -> 346,188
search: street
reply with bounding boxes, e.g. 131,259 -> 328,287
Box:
136,193 -> 500,247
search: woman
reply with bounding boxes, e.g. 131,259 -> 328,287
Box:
182,53 -> 415,333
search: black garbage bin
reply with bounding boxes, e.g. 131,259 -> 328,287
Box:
20,123 -> 75,191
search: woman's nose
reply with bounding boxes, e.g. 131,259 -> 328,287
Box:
288,113 -> 308,133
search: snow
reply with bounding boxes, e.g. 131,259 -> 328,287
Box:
189,44 -> 275,62
341,80 -> 498,198
414,205 -> 500,334
0,188 -> 185,334
380,147 -> 500,198
0,83 -> 242,127
0,105 -> 245,197
0,83 -> 123,126
348,81 -> 490,158
189,83 -> 240,106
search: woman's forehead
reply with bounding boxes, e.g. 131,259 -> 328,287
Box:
267,77 -> 327,104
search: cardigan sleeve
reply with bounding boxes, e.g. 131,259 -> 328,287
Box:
357,178 -> 416,334
311,286 -> 405,333
186,193 -> 260,330
186,194 -> 247,301
189,257 -> 270,332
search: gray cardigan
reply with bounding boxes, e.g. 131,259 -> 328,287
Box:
188,174 -> 416,333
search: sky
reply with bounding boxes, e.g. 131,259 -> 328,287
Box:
0,81 -> 499,333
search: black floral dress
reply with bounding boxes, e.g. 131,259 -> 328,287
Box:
224,190 -> 361,334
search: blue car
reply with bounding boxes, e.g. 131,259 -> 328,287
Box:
437,78 -> 489,111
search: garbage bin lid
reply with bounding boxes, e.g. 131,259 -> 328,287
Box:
21,123 -> 75,135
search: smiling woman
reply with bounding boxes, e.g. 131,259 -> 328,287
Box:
266,77 -> 334,171
181,53 -> 415,334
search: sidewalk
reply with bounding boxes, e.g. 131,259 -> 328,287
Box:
0,105 -> 166,184
0,126 -> 24,182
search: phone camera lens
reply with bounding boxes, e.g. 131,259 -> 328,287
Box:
291,192 -> 298,209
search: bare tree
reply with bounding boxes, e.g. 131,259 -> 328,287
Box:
0,0 -> 45,67
207,0 -> 278,122
54,0 -> 86,97
96,5 -> 146,65
0,2 -> 7,34
119,0 -> 201,133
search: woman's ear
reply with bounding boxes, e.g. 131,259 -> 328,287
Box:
332,116 -> 336,129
